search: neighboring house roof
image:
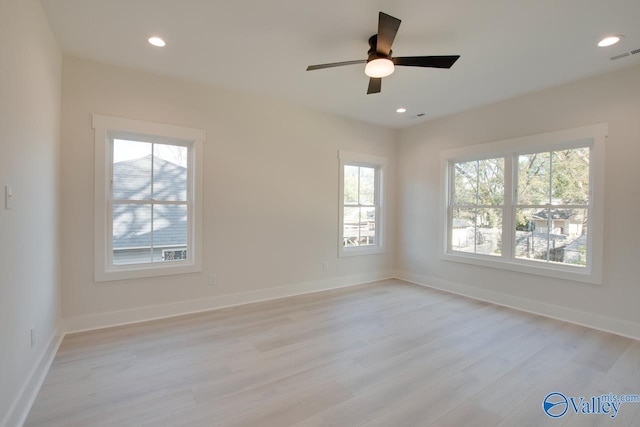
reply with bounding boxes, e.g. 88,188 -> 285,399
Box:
565,234 -> 587,251
532,209 -> 575,220
514,231 -> 568,260
515,231 -> 567,243
113,155 -> 187,201
112,155 -> 187,249
452,218 -> 473,228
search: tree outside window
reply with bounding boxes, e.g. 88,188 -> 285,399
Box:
515,147 -> 589,266
451,157 -> 504,256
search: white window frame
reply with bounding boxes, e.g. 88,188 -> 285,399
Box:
338,150 -> 386,257
440,123 -> 606,284
93,115 -> 205,282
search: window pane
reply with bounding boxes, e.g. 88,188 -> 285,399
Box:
476,208 -> 502,256
344,165 -> 359,205
453,161 -> 478,205
343,207 -> 360,246
153,144 -> 188,201
533,208 -> 588,265
515,207 -> 587,266
359,167 -> 375,206
552,148 -> 590,205
518,152 -> 550,205
359,207 -> 376,246
515,208 -> 549,262
477,158 -> 504,205
451,209 -> 476,253
112,203 -> 152,265
113,139 -> 152,200
153,204 -> 188,262
557,209 -> 588,267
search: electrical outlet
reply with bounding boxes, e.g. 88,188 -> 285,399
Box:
30,327 -> 35,348
209,274 -> 217,286
322,261 -> 329,271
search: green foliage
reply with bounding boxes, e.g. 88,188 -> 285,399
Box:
454,148 -> 589,236
344,165 -> 376,206
518,148 -> 589,205
454,158 -> 504,206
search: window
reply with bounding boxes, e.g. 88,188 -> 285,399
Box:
93,115 -> 204,282
515,148 -> 590,266
451,157 -> 504,257
441,124 -> 606,284
338,151 -> 386,257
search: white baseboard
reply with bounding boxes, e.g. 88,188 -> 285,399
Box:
2,327 -> 64,427
396,270 -> 640,341
64,271 -> 396,333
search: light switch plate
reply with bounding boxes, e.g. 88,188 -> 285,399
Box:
4,185 -> 12,209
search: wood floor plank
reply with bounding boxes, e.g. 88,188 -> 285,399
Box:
24,279 -> 640,426
472,342 -> 580,417
359,371 -> 489,427
430,402 -> 503,427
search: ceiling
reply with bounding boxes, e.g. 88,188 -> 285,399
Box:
39,0 -> 640,129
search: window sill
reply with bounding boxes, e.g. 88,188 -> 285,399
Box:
339,246 -> 385,258
95,261 -> 201,282
440,252 -> 601,285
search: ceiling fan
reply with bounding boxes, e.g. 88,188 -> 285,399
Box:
306,12 -> 460,94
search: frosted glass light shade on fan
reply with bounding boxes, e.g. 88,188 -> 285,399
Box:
365,58 -> 394,78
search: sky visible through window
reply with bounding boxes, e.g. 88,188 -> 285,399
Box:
113,139 -> 187,167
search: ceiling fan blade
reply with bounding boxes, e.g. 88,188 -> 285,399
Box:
376,12 -> 401,56
393,55 -> 460,68
367,78 -> 382,94
306,60 -> 366,71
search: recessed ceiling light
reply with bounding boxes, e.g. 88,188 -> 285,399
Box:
148,36 -> 166,47
396,107 -> 407,113
598,35 -> 623,47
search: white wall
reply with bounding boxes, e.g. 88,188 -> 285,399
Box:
61,57 -> 397,330
397,63 -> 640,337
0,0 -> 62,424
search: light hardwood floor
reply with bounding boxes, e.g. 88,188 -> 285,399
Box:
25,279 -> 640,426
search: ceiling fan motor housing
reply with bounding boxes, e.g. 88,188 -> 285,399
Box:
367,35 -> 391,61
